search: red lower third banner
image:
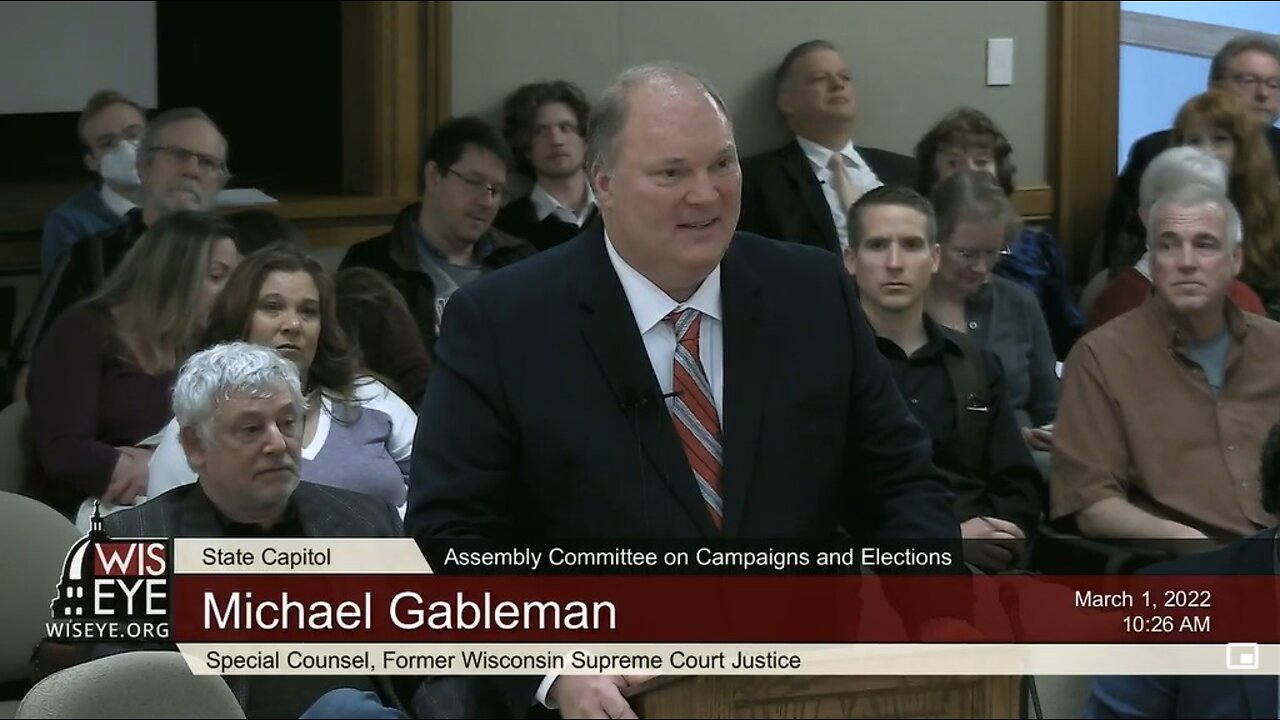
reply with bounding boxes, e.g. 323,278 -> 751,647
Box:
169,574 -> 1278,644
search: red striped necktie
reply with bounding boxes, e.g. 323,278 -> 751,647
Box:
664,308 -> 723,530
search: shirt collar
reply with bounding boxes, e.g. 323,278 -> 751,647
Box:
874,315 -> 958,361
412,219 -> 495,266
100,183 -> 137,217
195,482 -> 305,537
603,229 -> 722,336
795,135 -> 861,175
530,183 -> 597,224
1139,293 -> 1249,349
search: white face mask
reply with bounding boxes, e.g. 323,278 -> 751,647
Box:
100,140 -> 141,188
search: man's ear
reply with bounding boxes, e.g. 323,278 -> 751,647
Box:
84,151 -> 100,174
591,162 -> 612,209
930,243 -> 942,273
179,426 -> 207,475
1231,240 -> 1244,278
423,161 -> 442,195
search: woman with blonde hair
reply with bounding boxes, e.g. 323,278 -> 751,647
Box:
26,210 -> 241,516
1171,89 -> 1280,316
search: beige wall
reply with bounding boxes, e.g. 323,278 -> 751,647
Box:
452,1 -> 1049,185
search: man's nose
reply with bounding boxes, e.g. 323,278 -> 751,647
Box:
886,244 -> 904,268
684,172 -> 718,204
262,424 -> 289,454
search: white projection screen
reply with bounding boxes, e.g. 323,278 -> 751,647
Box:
0,1 -> 157,115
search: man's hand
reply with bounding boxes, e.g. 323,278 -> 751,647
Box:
1021,424 -> 1053,451
102,447 -> 152,506
961,516 -> 1026,571
549,675 -> 637,719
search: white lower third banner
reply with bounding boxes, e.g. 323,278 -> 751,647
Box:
176,643 -> 1280,676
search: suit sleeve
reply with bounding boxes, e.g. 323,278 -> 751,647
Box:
736,160 -> 775,240
405,286 -> 520,546
979,351 -> 1045,537
1084,675 -> 1176,719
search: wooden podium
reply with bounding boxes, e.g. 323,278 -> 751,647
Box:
626,675 -> 1022,718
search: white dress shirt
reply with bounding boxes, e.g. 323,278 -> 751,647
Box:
530,182 -> 598,227
795,135 -> 884,250
535,231 -> 724,709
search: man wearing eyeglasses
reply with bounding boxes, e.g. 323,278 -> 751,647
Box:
9,107 -> 230,400
1102,33 -> 1280,274
341,116 -> 536,355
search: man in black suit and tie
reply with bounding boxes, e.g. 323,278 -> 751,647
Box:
738,39 -> 916,255
1101,33 -> 1280,273
408,62 -> 963,719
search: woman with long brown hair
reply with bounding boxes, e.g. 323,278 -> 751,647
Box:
146,243 -> 417,510
1172,90 -> 1280,316
26,210 -> 240,516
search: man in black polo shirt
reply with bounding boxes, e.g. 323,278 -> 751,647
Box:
845,186 -> 1043,571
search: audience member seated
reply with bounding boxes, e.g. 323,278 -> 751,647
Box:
97,342 -> 414,720
11,107 -> 231,398
1172,91 -> 1280,317
25,211 -> 240,517
1082,418 -> 1280,719
41,90 -> 146,276
914,106 -> 1083,358
226,209 -> 432,409
1052,184 -> 1280,548
494,80 -> 599,250
225,207 -> 309,253
148,244 -> 416,509
334,267 -> 432,408
340,116 -> 536,355
846,187 -> 1043,571
738,39 -> 915,254
1101,33 -> 1280,275
1087,147 -> 1264,332
926,170 -> 1059,467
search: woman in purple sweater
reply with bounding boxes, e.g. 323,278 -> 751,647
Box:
26,211 -> 242,515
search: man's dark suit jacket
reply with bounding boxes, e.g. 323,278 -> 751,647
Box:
738,139 -> 917,253
97,482 -> 411,719
1085,529 -> 1278,719
102,481 -> 402,538
406,223 -> 963,714
1101,126 -> 1280,273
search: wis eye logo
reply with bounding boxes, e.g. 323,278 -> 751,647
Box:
46,503 -> 171,642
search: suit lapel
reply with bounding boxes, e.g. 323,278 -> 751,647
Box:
575,229 -> 718,537
781,140 -> 839,253
719,240 -> 771,536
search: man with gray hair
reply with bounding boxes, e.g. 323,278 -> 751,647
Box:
409,62 -> 964,718
98,342 -> 410,718
1052,184 -> 1280,549
1088,146 -> 1266,331
10,107 -> 232,398
1102,33 -> 1280,272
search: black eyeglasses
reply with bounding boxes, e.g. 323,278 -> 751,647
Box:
149,145 -> 227,174
446,168 -> 504,200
